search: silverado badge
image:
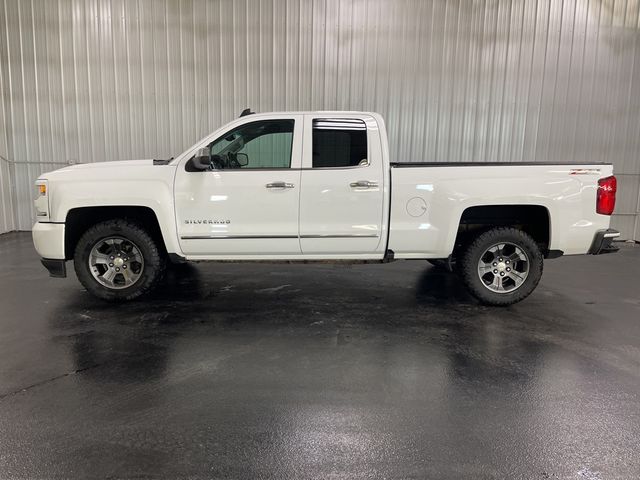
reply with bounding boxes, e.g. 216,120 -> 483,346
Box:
184,219 -> 231,225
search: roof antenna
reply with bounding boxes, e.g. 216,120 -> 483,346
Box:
240,108 -> 255,117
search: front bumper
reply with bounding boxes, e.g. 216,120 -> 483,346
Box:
588,228 -> 620,255
32,222 -> 65,258
33,222 -> 67,277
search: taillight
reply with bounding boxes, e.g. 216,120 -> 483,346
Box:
596,175 -> 617,215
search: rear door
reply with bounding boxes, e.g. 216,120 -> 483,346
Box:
298,115 -> 386,255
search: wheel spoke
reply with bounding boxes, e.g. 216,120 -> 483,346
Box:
102,268 -> 117,284
91,252 -> 110,265
491,274 -> 503,291
120,270 -> 131,285
509,253 -> 522,263
478,263 -> 494,273
509,269 -> 525,279
507,271 -> 525,286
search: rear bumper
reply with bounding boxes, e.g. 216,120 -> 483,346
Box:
588,228 -> 620,255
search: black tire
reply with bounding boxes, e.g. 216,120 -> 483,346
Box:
74,219 -> 166,301
458,227 -> 543,306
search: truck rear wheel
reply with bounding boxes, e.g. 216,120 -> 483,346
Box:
74,220 -> 166,301
458,227 -> 543,306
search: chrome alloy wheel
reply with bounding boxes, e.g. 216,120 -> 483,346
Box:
477,242 -> 529,294
88,237 -> 144,290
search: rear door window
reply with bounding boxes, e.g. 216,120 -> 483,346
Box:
312,119 -> 368,168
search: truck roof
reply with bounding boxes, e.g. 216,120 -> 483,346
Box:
236,110 -> 379,117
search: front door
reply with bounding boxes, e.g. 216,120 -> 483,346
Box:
299,116 -> 386,255
174,115 -> 303,256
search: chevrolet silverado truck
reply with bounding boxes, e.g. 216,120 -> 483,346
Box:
32,111 -> 620,305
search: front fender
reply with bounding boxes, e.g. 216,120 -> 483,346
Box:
48,176 -> 180,255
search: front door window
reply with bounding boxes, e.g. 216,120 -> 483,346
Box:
207,119 -> 294,170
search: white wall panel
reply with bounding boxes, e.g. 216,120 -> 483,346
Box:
0,0 -> 639,238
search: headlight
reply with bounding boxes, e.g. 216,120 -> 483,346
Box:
34,180 -> 49,219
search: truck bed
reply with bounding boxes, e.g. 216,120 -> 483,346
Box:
387,162 -> 614,258
390,162 -> 611,167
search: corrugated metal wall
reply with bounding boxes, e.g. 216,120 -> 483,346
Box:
0,158 -> 16,235
1,0 -> 639,238
0,69 -> 15,233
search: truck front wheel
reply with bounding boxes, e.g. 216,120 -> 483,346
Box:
74,220 -> 166,301
458,227 -> 543,306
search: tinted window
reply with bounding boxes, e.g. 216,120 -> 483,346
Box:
312,119 -> 368,168
209,119 -> 294,169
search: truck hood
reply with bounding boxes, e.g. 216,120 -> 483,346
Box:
39,159 -> 172,180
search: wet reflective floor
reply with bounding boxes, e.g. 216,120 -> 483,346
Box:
0,232 -> 639,479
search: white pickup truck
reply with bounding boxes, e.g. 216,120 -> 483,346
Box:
33,110 -> 619,305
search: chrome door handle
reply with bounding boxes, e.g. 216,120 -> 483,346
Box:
266,181 -> 295,189
350,180 -> 378,188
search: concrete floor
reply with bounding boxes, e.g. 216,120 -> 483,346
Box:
0,232 -> 639,479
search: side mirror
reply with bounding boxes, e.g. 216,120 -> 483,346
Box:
236,153 -> 249,167
192,147 -> 211,170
